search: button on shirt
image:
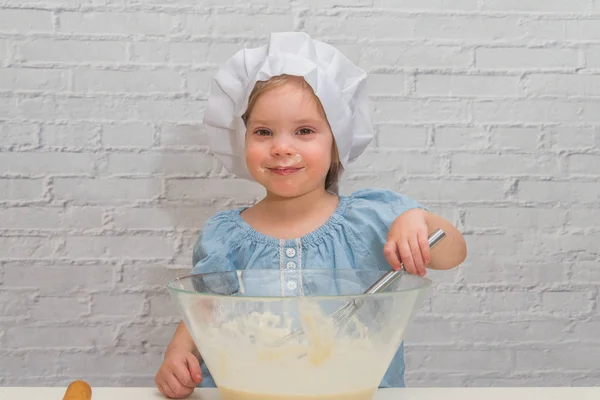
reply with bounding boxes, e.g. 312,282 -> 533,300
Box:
191,188 -> 426,389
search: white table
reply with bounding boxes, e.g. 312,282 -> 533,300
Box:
0,387 -> 599,399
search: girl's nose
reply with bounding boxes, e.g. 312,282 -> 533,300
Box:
271,137 -> 296,157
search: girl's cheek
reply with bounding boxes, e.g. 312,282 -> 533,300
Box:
245,146 -> 266,174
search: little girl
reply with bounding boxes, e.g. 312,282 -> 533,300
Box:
155,32 -> 467,399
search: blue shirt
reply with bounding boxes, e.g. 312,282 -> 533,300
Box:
191,188 -> 426,388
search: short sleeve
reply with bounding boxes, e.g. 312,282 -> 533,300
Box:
350,188 -> 428,226
342,188 -> 428,268
191,211 -> 236,274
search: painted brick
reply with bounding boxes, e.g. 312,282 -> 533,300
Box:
64,236 -> 175,259
130,41 -> 210,65
0,207 -> 104,230
106,152 -> 214,175
0,179 -> 45,201
3,264 -> 115,294
166,178 -> 265,203
416,74 -> 520,97
476,48 -> 579,69
587,46 -> 600,68
16,39 -> 126,63
464,207 -> 565,229
525,73 -> 600,96
451,153 -> 559,175
402,178 -> 506,202
361,44 -> 473,69
373,99 -> 470,123
73,69 -> 182,93
42,122 -> 99,148
304,15 -> 415,39
186,70 -> 218,97
0,236 -> 59,259
183,12 -> 294,36
377,125 -> 428,149
566,154 -> 600,175
347,151 -> 439,175
368,73 -> 408,96
30,296 -> 89,321
0,8 -> 54,33
455,320 -> 570,343
53,178 -> 162,204
481,0 -> 592,12
541,291 -> 593,315
112,206 -> 213,230
373,0 -> 478,9
414,16 -> 565,41
5,326 -> 116,348
434,127 -> 487,150
0,67 -> 66,91
59,12 -> 177,35
490,127 -> 540,150
472,100 -> 600,124
0,123 -> 38,149
518,181 -> 600,203
552,127 -> 597,149
0,152 -> 94,175
102,123 -> 155,149
515,345 -> 600,371
92,293 -> 146,317
159,123 -> 207,148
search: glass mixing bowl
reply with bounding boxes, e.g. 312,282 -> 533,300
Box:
167,269 -> 431,400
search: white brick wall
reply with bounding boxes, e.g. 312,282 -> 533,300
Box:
0,0 -> 599,388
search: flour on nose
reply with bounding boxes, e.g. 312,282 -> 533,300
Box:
281,154 -> 303,167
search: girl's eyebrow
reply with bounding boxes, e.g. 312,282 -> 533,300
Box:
246,119 -> 271,125
293,118 -> 321,125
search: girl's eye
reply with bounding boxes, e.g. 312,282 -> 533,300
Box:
255,129 -> 272,136
297,128 -> 314,135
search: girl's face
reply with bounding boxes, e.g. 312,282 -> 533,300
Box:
245,78 -> 334,198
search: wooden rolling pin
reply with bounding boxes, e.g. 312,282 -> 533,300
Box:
63,380 -> 92,400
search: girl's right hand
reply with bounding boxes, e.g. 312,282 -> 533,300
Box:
155,349 -> 203,399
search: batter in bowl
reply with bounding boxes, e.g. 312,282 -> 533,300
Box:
191,300 -> 390,400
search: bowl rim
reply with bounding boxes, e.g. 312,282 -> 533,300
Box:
166,268 -> 433,300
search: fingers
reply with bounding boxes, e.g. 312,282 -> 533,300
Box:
166,372 -> 193,398
185,353 -> 203,384
171,359 -> 197,389
156,374 -> 178,399
383,240 -> 402,270
408,236 -> 425,276
155,358 -> 197,399
418,230 -> 431,266
398,240 -> 416,275
156,379 -> 168,398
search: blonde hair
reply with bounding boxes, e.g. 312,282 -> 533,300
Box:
242,74 -> 342,192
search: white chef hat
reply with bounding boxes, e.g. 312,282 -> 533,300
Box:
203,31 -> 374,188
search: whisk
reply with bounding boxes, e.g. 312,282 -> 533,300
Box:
271,228 -> 447,347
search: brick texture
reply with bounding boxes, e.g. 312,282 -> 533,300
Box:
0,0 -> 598,388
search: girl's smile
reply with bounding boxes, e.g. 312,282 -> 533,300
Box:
268,166 -> 304,175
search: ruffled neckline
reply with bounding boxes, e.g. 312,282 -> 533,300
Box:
226,195 -> 351,247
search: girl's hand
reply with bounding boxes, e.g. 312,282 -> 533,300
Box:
155,348 -> 202,399
384,208 -> 430,276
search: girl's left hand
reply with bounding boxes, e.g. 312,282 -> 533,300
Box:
384,208 -> 430,276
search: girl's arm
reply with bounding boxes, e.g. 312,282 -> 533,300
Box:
165,321 -> 201,360
424,211 -> 467,270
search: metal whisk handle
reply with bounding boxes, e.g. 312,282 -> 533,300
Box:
364,229 -> 446,295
